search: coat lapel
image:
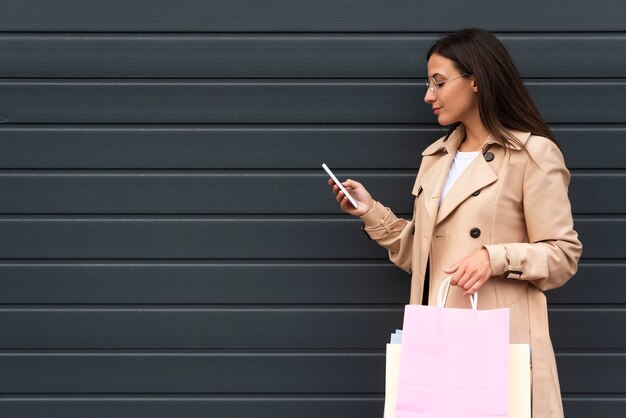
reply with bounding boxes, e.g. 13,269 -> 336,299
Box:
435,153 -> 497,225
417,127 -> 464,220
421,152 -> 454,220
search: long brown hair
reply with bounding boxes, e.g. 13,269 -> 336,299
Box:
427,28 -> 559,151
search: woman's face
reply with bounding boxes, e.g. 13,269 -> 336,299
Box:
424,53 -> 478,126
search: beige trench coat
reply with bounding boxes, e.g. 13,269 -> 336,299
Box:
360,125 -> 582,418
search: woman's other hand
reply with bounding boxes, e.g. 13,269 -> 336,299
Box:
443,248 -> 493,295
327,178 -> 374,217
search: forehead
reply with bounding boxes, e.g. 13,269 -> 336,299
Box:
427,53 -> 457,77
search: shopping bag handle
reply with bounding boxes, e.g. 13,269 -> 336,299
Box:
437,276 -> 478,310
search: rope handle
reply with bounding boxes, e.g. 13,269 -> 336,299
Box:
437,276 -> 478,310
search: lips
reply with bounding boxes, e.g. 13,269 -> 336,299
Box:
432,107 -> 442,115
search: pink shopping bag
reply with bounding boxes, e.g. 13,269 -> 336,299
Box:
395,277 -> 510,418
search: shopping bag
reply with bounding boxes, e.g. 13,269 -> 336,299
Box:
509,344 -> 531,418
386,344 -> 530,418
395,276 -> 510,418
384,342 -> 402,418
385,334 -> 531,417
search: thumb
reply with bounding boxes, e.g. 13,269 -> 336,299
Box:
342,179 -> 361,190
443,261 -> 460,274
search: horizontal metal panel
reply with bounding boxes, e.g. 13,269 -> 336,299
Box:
0,396 -> 384,418
548,309 -> 626,349
0,396 -> 622,418
0,263 -> 619,305
1,34 -> 624,78
0,263 -> 410,304
558,353 -> 626,393
563,398 -> 626,418
1,1 -> 623,31
0,172 -> 620,214
0,125 -> 622,169
0,218 -> 619,259
569,174 -> 626,214
0,80 -> 624,123
547,264 -> 626,304
0,308 -> 404,349
0,352 -> 620,393
0,308 -> 621,349
0,352 -> 385,393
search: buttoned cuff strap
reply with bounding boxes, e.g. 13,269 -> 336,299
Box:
483,244 -> 523,279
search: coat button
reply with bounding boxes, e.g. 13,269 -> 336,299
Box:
470,227 -> 481,238
471,190 -> 480,196
483,151 -> 494,162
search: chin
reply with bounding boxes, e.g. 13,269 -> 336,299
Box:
437,116 -> 451,126
437,115 -> 460,127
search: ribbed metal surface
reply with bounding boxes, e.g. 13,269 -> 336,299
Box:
0,171 -> 622,214
0,217 -> 621,259
0,80 -> 624,123
0,1 -> 624,31
0,2 -> 624,417
0,307 -> 622,349
0,352 -> 622,393
1,34 -> 624,78
0,263 -> 621,304
0,125 -> 622,169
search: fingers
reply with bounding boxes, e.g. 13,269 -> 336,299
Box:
334,189 -> 354,213
443,261 -> 459,274
329,180 -> 342,200
340,196 -> 354,212
448,260 -> 487,295
328,178 -> 357,189
342,179 -> 361,190
335,189 -> 345,204
460,275 -> 480,295
327,177 -> 370,216
328,179 -> 339,195
452,268 -> 488,295
464,281 -> 481,296
459,250 -> 492,294
450,266 -> 468,287
328,179 -> 350,194
454,265 -> 480,289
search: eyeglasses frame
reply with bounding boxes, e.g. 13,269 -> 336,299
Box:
425,73 -> 469,94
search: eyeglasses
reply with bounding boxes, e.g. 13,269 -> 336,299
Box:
424,73 -> 469,94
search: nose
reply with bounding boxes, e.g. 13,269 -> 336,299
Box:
424,88 -> 436,104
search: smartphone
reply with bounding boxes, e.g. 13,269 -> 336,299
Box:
322,163 -> 359,208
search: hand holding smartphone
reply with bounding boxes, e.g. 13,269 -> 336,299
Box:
322,163 -> 359,209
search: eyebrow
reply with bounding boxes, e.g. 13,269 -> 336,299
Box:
428,72 -> 447,78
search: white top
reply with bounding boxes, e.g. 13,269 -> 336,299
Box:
439,150 -> 481,206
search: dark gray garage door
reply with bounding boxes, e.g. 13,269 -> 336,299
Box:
0,1 -> 624,417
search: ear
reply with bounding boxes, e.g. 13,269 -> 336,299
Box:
471,78 -> 478,93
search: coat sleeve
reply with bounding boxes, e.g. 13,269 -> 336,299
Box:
359,201 -> 414,273
483,137 -> 583,291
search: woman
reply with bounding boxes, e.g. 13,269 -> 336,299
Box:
328,28 -> 582,418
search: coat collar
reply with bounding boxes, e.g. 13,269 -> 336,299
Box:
421,125 -> 531,157
418,125 -> 532,226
